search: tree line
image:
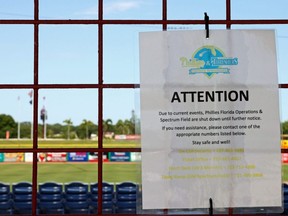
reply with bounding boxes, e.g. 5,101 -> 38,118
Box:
0,111 -> 140,139
1,113 -> 288,140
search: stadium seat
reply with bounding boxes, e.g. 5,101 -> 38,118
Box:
115,201 -> 137,214
0,183 -> 10,195
38,182 -> 64,214
12,182 -> 34,214
64,182 -> 90,214
283,183 -> 288,214
0,200 -> 13,215
90,182 -> 114,195
38,200 -> 64,215
39,182 -> 63,195
64,182 -> 89,194
116,182 -> 138,194
0,182 -> 12,214
64,200 -> 90,214
89,182 -> 114,214
12,182 -> 32,195
115,182 -> 138,214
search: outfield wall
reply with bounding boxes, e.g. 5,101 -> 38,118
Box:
0,152 -> 141,163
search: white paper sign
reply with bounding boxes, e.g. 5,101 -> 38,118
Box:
140,30 -> 281,209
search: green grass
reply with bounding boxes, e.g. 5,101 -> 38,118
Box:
2,162 -> 288,185
0,139 -> 141,185
0,139 -> 140,148
0,162 -> 141,185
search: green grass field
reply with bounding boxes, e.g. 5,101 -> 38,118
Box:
0,162 -> 141,185
0,139 -> 141,185
0,139 -> 288,186
1,162 -> 288,185
0,139 -> 140,149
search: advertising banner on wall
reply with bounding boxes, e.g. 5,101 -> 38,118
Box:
24,153 -> 46,162
4,153 -> 24,162
67,152 -> 89,162
140,30 -> 281,209
46,152 -> 67,162
88,152 -> 109,162
109,152 -> 131,162
0,153 -> 4,162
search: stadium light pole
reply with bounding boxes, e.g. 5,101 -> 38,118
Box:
17,96 -> 21,140
40,97 -> 47,140
43,97 -> 47,140
28,90 -> 33,140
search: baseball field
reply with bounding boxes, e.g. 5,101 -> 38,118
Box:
0,139 -> 287,185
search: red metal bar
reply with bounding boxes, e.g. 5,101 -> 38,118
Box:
280,83 -> 288,88
31,0 -> 39,214
0,148 -> 142,154
227,3 -> 233,215
97,0 -> 104,214
226,0 -> 231,29
3,83 -> 286,89
0,83 -> 140,89
162,0 -> 167,31
1,19 -> 288,25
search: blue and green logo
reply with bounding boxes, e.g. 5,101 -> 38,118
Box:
180,45 -> 238,78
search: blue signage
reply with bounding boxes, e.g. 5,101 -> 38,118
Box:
67,152 -> 88,162
109,152 -> 131,162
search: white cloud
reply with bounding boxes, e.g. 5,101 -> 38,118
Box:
82,6 -> 98,16
75,0 -> 142,18
76,6 -> 98,17
105,0 -> 141,13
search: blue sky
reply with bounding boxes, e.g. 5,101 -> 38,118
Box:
0,0 -> 288,126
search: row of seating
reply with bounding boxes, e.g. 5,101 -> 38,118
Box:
2,181 -> 288,215
0,181 -> 139,214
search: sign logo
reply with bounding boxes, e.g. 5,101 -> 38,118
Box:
180,45 -> 238,78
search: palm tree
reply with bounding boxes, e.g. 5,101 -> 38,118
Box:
63,118 -> 73,140
103,119 -> 113,135
115,120 -> 126,134
82,119 -> 93,139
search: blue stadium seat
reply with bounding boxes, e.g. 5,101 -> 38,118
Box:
115,182 -> 138,214
65,193 -> 89,202
90,182 -> 114,195
0,183 -> 12,214
12,182 -> 34,214
0,183 -> 10,195
89,182 -> 114,214
283,183 -> 288,214
13,201 -> 33,215
0,200 -> 13,215
39,193 -> 63,202
64,182 -> 89,194
0,194 -> 11,202
116,182 -> 137,194
64,201 -> 90,214
12,182 -> 32,195
115,201 -> 137,214
64,182 -> 90,214
39,182 -> 63,195
38,183 -> 64,215
38,200 -> 64,215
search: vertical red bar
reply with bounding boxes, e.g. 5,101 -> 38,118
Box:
226,0 -> 231,29
98,0 -> 104,214
227,2 -> 233,214
32,0 -> 39,215
162,0 -> 167,31
163,1 -> 167,214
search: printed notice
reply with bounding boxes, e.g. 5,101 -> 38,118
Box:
140,30 -> 282,209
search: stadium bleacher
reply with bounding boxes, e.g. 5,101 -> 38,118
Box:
0,182 -> 288,215
0,181 -> 138,215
